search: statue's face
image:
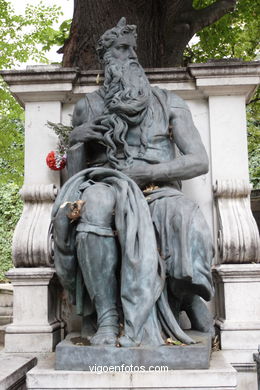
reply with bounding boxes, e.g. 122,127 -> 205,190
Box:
109,35 -> 138,63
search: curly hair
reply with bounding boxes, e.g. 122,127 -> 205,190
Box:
96,17 -> 137,63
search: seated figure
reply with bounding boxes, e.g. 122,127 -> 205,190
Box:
52,17 -> 214,347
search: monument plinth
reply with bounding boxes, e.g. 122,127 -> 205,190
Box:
55,331 -> 211,371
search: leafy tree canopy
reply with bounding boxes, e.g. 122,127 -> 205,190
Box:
0,0 -> 62,68
0,182 -> 22,281
186,0 -> 260,63
247,89 -> 260,190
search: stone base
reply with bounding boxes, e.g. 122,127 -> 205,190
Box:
0,325 -> 7,346
56,331 -> 211,371
5,326 -> 62,353
0,353 -> 36,390
0,283 -> 13,332
26,351 -> 237,390
213,265 -> 260,366
220,328 -> 260,352
213,264 -> 260,390
5,268 -> 63,353
217,350 -> 258,390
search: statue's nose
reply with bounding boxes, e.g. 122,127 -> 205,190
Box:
129,48 -> 137,59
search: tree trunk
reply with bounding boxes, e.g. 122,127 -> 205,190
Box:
61,0 -> 237,69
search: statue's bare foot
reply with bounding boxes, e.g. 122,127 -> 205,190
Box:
118,335 -> 139,347
90,326 -> 118,346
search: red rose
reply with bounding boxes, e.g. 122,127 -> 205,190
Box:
46,151 -> 66,171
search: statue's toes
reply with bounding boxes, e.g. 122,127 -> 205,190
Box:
90,331 -> 117,346
118,335 -> 139,347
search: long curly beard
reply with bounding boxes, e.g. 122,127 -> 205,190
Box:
91,54 -> 153,169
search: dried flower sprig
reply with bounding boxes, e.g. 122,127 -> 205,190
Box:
47,121 -> 73,156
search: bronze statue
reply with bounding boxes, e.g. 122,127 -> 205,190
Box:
52,18 -> 214,348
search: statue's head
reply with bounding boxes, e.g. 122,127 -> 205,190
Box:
95,18 -> 152,169
97,17 -> 138,64
96,17 -> 150,116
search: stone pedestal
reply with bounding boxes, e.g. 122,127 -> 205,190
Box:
213,264 -> 260,389
0,283 -> 13,346
4,268 -> 63,353
253,346 -> 260,390
26,351 -> 237,390
0,284 -> 13,325
56,331 -> 211,371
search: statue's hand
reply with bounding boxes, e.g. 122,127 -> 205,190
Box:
69,124 -> 103,146
121,165 -> 153,189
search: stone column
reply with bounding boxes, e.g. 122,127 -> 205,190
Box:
213,264 -> 260,356
0,284 -> 13,345
5,268 -> 63,353
0,65 -> 78,352
212,179 -> 260,378
189,62 -> 260,389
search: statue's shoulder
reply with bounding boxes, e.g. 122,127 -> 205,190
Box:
74,89 -> 104,114
72,88 -> 105,126
152,86 -> 189,111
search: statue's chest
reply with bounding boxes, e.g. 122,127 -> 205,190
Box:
126,100 -> 169,146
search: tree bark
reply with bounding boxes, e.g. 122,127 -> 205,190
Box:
61,0 -> 237,69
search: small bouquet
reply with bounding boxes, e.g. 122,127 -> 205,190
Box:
46,121 -> 72,171
46,150 -> 67,171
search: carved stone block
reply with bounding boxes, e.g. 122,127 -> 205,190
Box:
12,184 -> 57,267
214,179 -> 260,263
5,268 -> 63,353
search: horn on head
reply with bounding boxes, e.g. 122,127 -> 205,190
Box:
117,17 -> 126,28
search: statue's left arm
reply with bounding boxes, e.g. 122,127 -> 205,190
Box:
123,93 -> 209,186
152,95 -> 209,181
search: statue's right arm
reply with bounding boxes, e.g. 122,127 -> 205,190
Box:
69,97 -> 103,146
67,96 -> 103,176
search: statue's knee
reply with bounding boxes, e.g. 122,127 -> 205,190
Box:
175,196 -> 196,212
81,184 -> 116,226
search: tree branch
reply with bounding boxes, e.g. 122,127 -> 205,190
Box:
247,98 -> 260,106
165,0 -> 193,21
184,0 -> 237,34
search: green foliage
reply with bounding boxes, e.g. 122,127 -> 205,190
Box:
41,19 -> 72,52
0,183 -> 23,282
0,80 -> 24,186
247,88 -> 260,189
189,0 -> 260,63
0,0 -> 63,69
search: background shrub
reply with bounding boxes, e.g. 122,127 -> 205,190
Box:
0,182 -> 23,281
